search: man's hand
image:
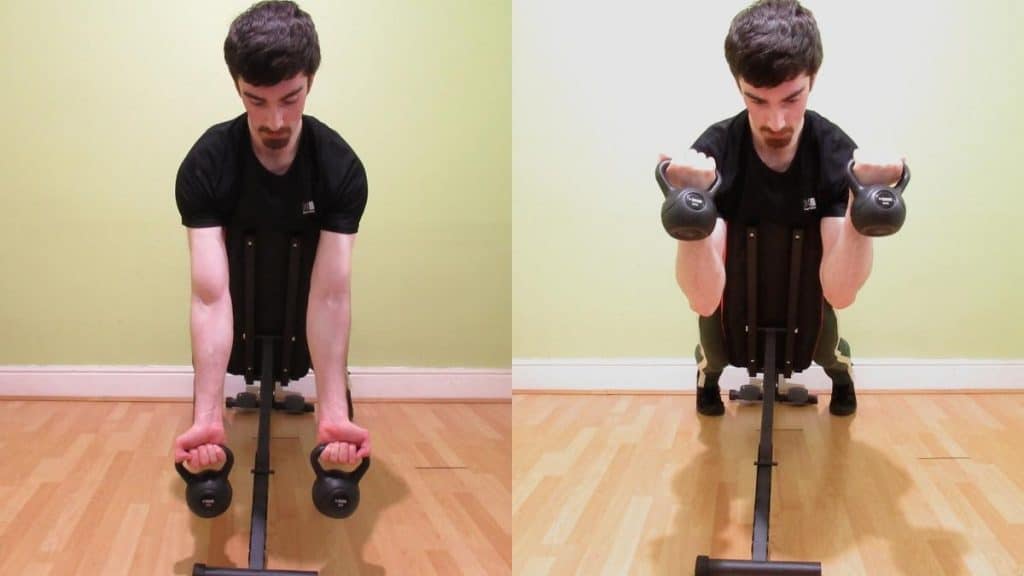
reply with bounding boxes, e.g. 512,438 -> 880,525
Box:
657,149 -> 717,191
317,418 -> 371,468
174,421 -> 227,473
851,149 -> 905,187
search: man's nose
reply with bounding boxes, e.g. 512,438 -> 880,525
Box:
267,107 -> 284,131
766,109 -> 786,132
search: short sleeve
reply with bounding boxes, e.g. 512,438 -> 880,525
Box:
316,155 -> 367,234
308,118 -> 369,235
690,114 -> 743,220
815,114 -> 858,218
175,135 -> 227,228
691,122 -> 728,163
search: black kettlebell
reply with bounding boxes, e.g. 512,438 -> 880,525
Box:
310,444 -> 370,519
846,159 -> 910,237
655,160 -> 722,241
175,445 -> 234,518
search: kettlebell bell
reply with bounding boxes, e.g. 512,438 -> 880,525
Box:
846,159 -> 910,237
310,444 -> 371,519
175,445 -> 234,518
655,160 -> 722,241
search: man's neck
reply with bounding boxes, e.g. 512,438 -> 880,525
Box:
252,121 -> 303,176
753,134 -> 800,173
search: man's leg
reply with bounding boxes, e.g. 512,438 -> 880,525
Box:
812,304 -> 856,416
695,310 -> 730,416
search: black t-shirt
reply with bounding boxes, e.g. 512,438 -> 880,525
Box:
691,110 -> 856,226
175,114 -> 367,234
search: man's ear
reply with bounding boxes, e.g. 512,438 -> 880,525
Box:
808,74 -> 816,92
307,74 -> 315,94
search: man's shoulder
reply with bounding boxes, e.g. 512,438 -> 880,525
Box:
301,116 -> 368,232
302,115 -> 364,181
693,110 -> 749,155
804,110 -> 854,145
716,109 -> 749,130
803,110 -> 858,213
182,114 -> 248,168
705,110 -> 749,138
304,116 -> 358,155
175,115 -> 248,226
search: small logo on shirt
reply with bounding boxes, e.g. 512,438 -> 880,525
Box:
803,197 -> 817,212
302,200 -> 316,215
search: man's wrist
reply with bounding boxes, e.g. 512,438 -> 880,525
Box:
316,397 -> 351,424
193,405 -> 224,426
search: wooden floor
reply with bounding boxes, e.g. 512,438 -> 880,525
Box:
514,393 -> 1024,576
0,399 -> 510,576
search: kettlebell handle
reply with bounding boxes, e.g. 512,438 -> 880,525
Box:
846,158 -> 910,195
655,160 -> 721,199
175,444 -> 234,483
311,443 -> 371,483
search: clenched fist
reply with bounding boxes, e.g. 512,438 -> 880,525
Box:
850,149 -> 905,187
657,149 -> 717,191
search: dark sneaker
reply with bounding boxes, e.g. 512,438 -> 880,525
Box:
827,369 -> 857,416
697,377 -> 725,416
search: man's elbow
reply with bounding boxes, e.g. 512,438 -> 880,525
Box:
824,288 -> 856,310
689,296 -> 721,318
311,275 -> 352,307
191,281 -> 229,308
678,277 -> 723,318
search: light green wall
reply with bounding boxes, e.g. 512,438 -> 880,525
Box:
513,0 -> 1024,359
0,1 -> 511,367
3,1 -> 1021,368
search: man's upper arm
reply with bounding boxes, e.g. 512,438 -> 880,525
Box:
187,227 -> 230,303
310,231 -> 355,297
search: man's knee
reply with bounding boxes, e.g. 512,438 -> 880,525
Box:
815,337 -> 852,374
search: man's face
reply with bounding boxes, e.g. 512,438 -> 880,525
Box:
236,74 -> 311,152
738,73 -> 813,151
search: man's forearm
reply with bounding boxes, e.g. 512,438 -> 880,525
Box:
820,216 -> 873,309
190,294 -> 233,424
307,289 -> 352,421
675,219 -> 726,317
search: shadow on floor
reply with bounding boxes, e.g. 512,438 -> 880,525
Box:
648,403 -> 969,575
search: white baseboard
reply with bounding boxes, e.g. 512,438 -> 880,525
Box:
7,359 -> 1021,400
511,358 -> 1024,392
0,366 -> 512,401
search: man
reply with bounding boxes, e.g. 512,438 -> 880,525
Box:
173,1 -> 370,473
659,0 -> 906,417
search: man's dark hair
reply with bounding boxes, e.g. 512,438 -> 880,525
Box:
224,1 -> 320,86
724,0 -> 822,87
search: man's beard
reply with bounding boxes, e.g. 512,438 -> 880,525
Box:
762,129 -> 793,149
259,128 -> 291,150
